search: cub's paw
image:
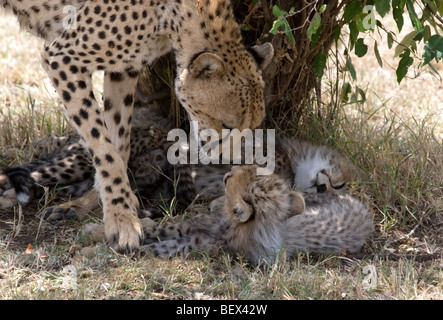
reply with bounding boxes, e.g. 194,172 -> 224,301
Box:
43,189 -> 102,224
82,223 -> 105,243
0,188 -> 18,208
0,172 -> 17,208
43,205 -> 79,224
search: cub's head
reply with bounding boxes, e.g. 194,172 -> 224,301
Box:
175,43 -> 273,139
293,147 -> 355,194
221,165 -> 305,225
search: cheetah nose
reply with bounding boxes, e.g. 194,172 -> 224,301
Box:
317,184 -> 327,193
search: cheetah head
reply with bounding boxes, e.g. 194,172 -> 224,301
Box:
222,165 -> 305,225
175,43 -> 274,140
293,148 -> 355,194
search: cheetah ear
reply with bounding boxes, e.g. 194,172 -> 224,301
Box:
247,42 -> 274,70
188,52 -> 226,79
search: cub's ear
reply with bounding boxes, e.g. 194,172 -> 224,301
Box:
247,42 -> 274,70
188,51 -> 226,79
223,171 -> 233,185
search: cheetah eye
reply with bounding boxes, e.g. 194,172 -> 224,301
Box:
332,183 -> 346,190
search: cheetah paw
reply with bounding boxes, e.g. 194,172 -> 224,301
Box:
104,213 -> 145,253
0,172 -> 18,208
43,205 -> 79,224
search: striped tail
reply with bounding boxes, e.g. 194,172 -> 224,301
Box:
4,165 -> 35,204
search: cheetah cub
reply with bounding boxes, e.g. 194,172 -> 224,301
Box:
275,137 -> 354,193
141,165 -> 373,265
194,136 -> 355,198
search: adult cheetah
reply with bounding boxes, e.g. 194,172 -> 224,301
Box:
1,0 -> 274,251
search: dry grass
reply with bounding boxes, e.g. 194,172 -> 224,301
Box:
0,11 -> 442,300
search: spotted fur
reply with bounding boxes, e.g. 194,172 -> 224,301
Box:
141,165 -> 373,265
0,130 -> 354,228
1,0 -> 273,251
193,136 -> 355,198
0,132 -> 354,220
0,107 -> 196,219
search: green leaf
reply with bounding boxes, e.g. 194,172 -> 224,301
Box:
272,5 -> 286,17
396,50 -> 413,83
283,21 -> 296,46
394,30 -> 418,57
392,0 -> 406,12
351,85 -> 366,103
342,82 -> 352,102
374,40 -> 383,68
375,0 -> 391,17
270,17 -> 295,46
392,2 -> 404,32
406,0 -> 424,33
344,0 -> 362,22
307,14 -> 322,40
355,38 -> 368,57
333,25 -> 342,42
422,34 -> 443,65
269,19 -> 284,35
349,21 -> 359,49
319,4 -> 327,13
346,57 -> 357,81
355,86 -> 367,103
423,25 -> 431,42
387,32 -> 394,49
314,52 -> 327,78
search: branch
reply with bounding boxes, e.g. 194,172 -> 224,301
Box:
426,1 -> 443,25
260,0 -> 272,30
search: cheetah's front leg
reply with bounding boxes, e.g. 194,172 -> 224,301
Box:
41,51 -> 143,252
102,71 -> 138,166
100,71 -> 145,251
